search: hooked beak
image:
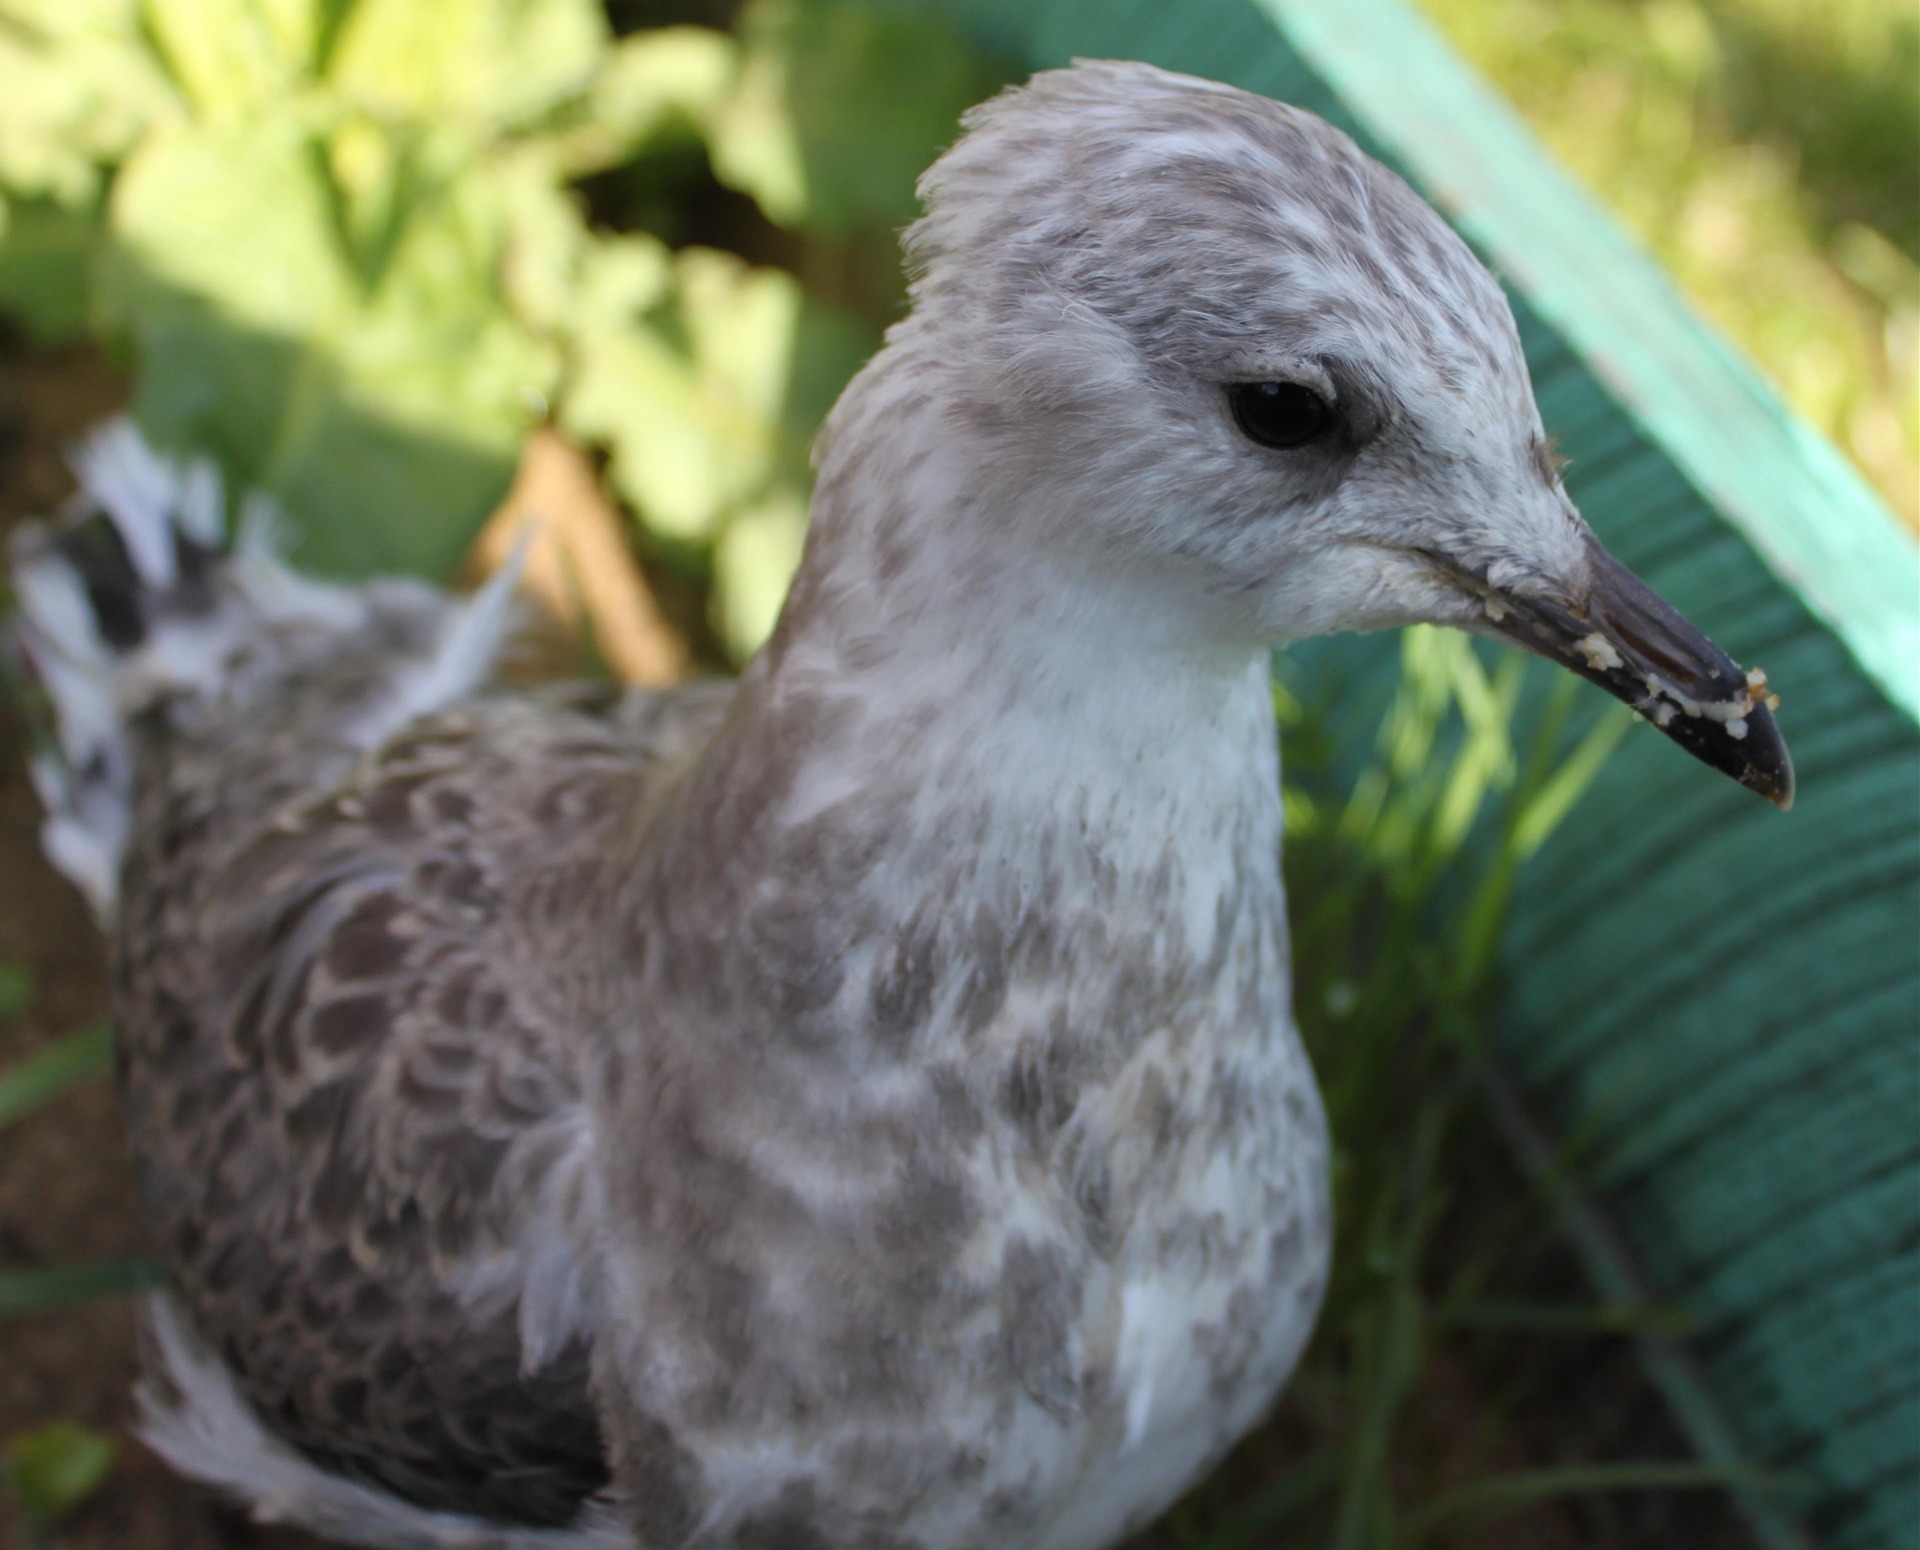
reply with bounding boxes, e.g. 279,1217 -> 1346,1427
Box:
1442,532 -> 1794,810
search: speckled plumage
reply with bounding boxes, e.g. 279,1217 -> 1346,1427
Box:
10,58 -> 1783,1550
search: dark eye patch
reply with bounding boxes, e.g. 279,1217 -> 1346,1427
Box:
1227,381 -> 1336,450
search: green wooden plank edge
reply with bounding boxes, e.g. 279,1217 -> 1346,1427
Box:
1256,0 -> 1920,727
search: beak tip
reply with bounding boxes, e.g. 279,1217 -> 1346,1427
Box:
1460,533 -> 1799,810
1732,711 -> 1794,812
1761,760 -> 1796,813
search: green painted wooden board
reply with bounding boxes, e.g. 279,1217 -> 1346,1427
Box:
890,2 -> 1920,1547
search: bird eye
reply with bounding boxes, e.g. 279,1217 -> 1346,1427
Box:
1228,381 -> 1335,449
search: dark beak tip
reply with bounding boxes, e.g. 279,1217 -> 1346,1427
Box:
1757,768 -> 1795,813
1561,533 -> 1798,812
1728,703 -> 1795,812
1758,744 -> 1796,813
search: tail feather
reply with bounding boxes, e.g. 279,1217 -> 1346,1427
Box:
65,417 -> 224,582
8,417 -> 525,923
11,456 -> 138,915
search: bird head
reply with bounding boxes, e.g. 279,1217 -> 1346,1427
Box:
896,60 -> 1791,807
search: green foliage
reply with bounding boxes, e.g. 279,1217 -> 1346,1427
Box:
0,0 -> 1005,651
2,1421 -> 115,1534
711,0 -> 1006,232
1412,0 -> 1920,529
0,2 -> 178,211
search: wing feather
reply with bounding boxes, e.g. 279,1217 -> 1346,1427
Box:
118,679 -> 731,1525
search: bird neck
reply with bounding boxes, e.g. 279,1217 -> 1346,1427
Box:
624,340 -> 1291,1069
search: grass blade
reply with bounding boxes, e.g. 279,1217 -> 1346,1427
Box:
0,1021 -> 114,1132
1444,1299 -> 1697,1337
1401,1461 -> 1814,1542
1189,1454 -> 1341,1549
0,1259 -> 163,1320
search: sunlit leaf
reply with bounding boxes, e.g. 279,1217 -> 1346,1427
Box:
713,490 -> 808,660
572,233 -> 675,340
565,324 -> 734,544
677,247 -> 805,425
139,0 -> 320,115
107,113 -> 354,345
325,0 -> 606,133
564,247 -> 795,542
560,27 -> 739,176
2,1421 -> 114,1531
561,241 -> 876,572
0,0 -> 181,206
495,162 -> 597,338
106,114 -> 551,578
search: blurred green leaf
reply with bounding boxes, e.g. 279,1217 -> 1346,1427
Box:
558,241 -> 876,657
0,1021 -> 113,1132
107,115 -> 354,341
105,114 -> 551,577
560,27 -> 740,176
713,490 -> 808,660
0,0 -> 181,207
2,1421 -> 115,1532
565,322 -> 743,546
139,0 -> 320,115
494,163 -> 598,337
710,0 -> 1009,233
0,196 -> 98,340
563,246 -> 797,544
571,232 -> 676,340
325,0 -> 606,133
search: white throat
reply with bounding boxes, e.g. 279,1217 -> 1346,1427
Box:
753,336 -> 1286,884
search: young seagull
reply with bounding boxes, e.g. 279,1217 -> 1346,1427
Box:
11,59 -> 1789,1550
